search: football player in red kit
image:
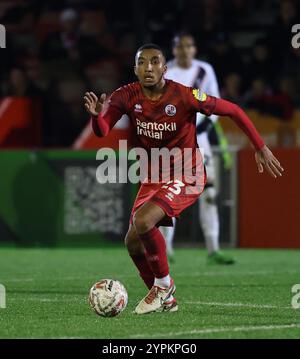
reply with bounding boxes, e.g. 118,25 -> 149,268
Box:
84,44 -> 284,314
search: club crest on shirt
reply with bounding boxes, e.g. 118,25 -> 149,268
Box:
134,104 -> 143,113
192,89 -> 207,102
165,104 -> 177,116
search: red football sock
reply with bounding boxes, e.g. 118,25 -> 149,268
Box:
129,253 -> 154,289
138,227 -> 169,279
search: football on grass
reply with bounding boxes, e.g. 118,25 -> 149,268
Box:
88,279 -> 128,317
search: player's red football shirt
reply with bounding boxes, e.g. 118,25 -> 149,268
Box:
106,80 -> 215,149
94,80 -> 216,183
92,79 -> 264,183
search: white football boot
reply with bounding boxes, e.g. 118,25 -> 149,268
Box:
134,278 -> 176,314
159,297 -> 178,312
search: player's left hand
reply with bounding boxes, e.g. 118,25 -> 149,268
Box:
255,145 -> 284,178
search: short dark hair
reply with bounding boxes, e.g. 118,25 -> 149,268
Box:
137,43 -> 164,53
172,31 -> 195,47
135,43 -> 166,62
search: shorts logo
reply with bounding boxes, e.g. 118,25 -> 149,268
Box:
165,104 -> 176,116
193,89 -> 207,102
0,283 -> 6,309
148,255 -> 159,262
134,104 -> 142,113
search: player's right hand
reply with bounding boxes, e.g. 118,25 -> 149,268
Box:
84,92 -> 106,116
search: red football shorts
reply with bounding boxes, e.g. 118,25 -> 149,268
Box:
130,177 -> 206,227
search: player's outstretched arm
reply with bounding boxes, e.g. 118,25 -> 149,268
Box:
211,97 -> 284,178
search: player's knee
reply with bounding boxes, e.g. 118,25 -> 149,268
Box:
124,231 -> 131,248
133,213 -> 154,234
124,228 -> 143,255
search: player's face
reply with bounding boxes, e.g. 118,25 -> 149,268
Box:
134,49 -> 167,88
173,36 -> 197,67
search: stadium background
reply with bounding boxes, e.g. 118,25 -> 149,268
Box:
1,0 -> 299,248
0,0 -> 300,340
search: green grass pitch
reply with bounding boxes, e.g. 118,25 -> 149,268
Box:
0,247 -> 299,339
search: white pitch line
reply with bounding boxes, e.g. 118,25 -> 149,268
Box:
8,297 -> 87,303
0,275 -> 138,282
6,298 -> 291,309
175,269 -> 300,277
186,301 -> 291,309
0,278 -> 34,282
2,269 -> 298,283
129,324 -> 300,339
56,337 -> 84,339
